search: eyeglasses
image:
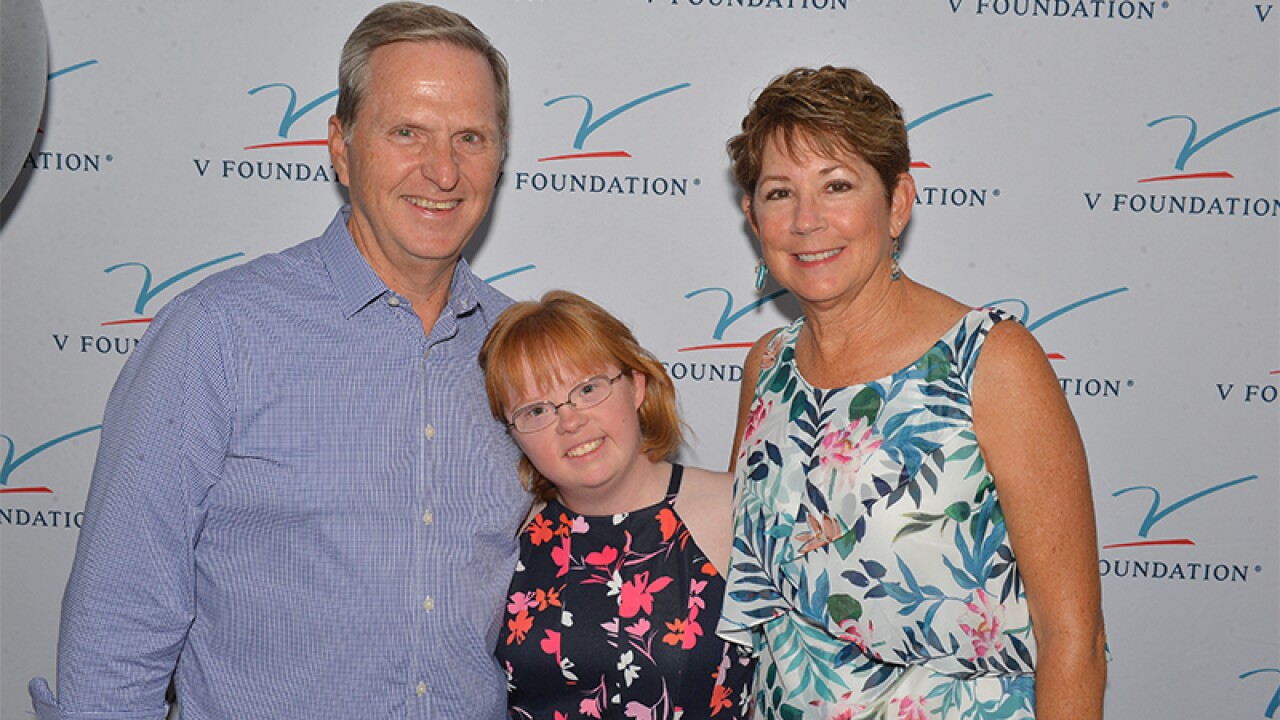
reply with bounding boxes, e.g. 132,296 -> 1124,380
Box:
506,372 -> 626,433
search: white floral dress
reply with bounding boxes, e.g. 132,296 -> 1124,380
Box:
718,309 -> 1038,720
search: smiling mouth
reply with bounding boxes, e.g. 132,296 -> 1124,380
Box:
405,197 -> 460,211
566,438 -> 604,458
796,249 -> 841,262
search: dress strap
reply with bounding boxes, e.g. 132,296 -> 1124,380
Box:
956,307 -> 1017,387
665,463 -> 684,504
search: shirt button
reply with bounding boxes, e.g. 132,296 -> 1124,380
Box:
424,425 -> 436,440
387,296 -> 401,307
416,681 -> 426,697
423,596 -> 435,612
422,509 -> 434,526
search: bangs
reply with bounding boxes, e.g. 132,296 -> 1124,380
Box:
774,123 -> 859,168
487,311 -> 618,411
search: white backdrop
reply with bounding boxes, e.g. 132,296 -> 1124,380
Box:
2,1 -> 1277,718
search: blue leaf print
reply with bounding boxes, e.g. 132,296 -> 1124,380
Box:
799,567 -> 830,621
879,581 -> 917,604
920,382 -> 969,405
805,480 -> 830,516
1009,634 -> 1035,668
766,441 -> 783,467
861,662 -> 898,693
833,643 -> 862,668
841,569 -> 869,587
924,403 -> 972,421
943,555 -> 982,591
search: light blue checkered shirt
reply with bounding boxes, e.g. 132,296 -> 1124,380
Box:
30,209 -> 530,720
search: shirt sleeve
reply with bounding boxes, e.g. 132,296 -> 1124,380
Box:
38,292 -> 233,717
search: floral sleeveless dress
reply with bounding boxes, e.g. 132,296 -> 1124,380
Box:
718,309 -> 1038,719
498,464 -> 754,719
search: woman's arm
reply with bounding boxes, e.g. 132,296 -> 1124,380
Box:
727,329 -> 778,473
972,320 -> 1107,720
675,466 -> 735,574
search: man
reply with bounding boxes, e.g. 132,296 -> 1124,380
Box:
30,4 -> 529,718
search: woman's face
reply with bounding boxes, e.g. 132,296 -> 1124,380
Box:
502,358 -> 650,508
745,132 -> 913,309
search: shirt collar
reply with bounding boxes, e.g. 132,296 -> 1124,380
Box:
317,206 -> 482,321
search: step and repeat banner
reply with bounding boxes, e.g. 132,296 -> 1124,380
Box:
1,1 -> 1276,717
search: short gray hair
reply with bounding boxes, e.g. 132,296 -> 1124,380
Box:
335,2 -> 509,147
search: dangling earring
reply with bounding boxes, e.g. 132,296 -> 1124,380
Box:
754,258 -> 769,290
890,236 -> 902,281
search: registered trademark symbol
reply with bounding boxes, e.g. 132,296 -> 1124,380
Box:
693,178 -> 701,186
1257,565 -> 1263,573
992,188 -> 1001,197
1127,379 -> 1135,387
106,155 -> 114,163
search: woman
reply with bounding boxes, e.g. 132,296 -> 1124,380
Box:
717,67 -> 1106,719
481,290 -> 754,720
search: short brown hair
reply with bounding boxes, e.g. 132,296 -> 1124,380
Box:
729,66 -> 910,203
335,2 -> 510,147
479,291 -> 684,502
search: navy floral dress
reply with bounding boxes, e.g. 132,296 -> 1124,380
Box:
498,464 -> 754,719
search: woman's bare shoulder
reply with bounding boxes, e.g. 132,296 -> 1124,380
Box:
679,466 -> 733,498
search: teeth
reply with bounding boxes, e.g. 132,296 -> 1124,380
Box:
566,439 -> 603,458
406,197 -> 459,211
797,249 -> 840,262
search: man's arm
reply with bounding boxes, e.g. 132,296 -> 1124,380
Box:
32,292 -> 233,720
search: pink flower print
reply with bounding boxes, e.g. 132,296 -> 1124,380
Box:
551,536 -> 572,578
618,571 -> 673,618
959,589 -> 1006,657
579,697 -> 602,719
739,399 -> 773,454
687,578 -> 707,615
569,515 -> 590,534
541,629 -> 579,682
540,629 -> 561,660
625,618 -> 651,639
584,544 -> 619,567
835,616 -> 875,653
892,695 -> 929,720
507,590 -> 537,615
579,681 -> 609,719
808,692 -> 867,720
625,701 -> 655,720
817,418 -> 882,481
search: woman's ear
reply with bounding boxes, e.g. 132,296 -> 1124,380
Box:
629,370 -> 647,412
890,172 -> 916,232
741,194 -> 760,237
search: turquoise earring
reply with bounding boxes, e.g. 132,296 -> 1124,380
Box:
754,258 -> 769,290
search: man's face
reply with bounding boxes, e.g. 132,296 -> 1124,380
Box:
329,40 -> 502,282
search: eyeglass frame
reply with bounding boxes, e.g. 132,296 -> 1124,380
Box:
504,371 -> 628,433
